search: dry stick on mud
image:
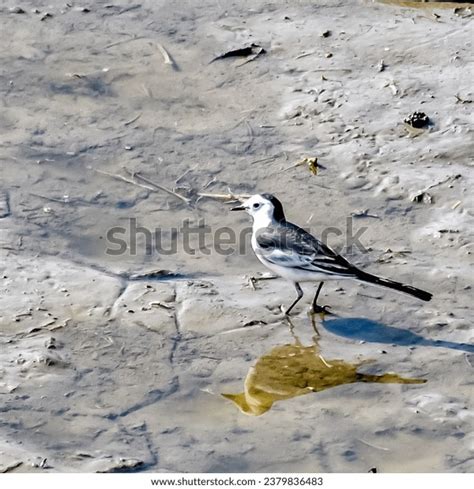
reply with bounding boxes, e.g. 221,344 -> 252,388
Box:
29,193 -> 72,205
250,155 -> 279,165
89,167 -> 155,191
126,170 -> 191,204
89,167 -> 190,204
124,113 -> 142,126
90,167 -> 250,205
175,165 -> 198,185
104,35 -> 145,50
196,191 -> 251,202
157,43 -> 178,70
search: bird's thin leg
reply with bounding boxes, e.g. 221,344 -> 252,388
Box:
285,282 -> 303,315
310,282 -> 331,314
312,282 -> 324,309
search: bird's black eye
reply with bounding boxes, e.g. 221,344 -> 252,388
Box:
253,203 -> 260,209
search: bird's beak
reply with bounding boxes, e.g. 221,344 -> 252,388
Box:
230,204 -> 246,211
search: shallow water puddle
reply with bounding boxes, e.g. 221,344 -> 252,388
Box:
223,341 -> 425,416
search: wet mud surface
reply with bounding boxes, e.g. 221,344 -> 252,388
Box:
1,0 -> 473,473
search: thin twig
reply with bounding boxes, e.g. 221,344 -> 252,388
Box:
281,161 -> 304,172
128,171 -> 191,204
175,165 -> 197,185
104,36 -> 145,50
247,274 -> 277,282
124,113 -> 142,126
426,174 -> 461,190
157,43 -> 177,69
196,192 -> 251,201
201,177 -> 216,190
88,167 -> 155,192
358,439 -> 390,451
29,193 -> 70,204
245,274 -> 277,290
250,155 -> 278,165
314,68 -> 352,73
295,50 -> 317,60
157,43 -> 172,64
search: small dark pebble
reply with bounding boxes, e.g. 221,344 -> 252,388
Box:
454,7 -> 472,17
411,191 -> 433,204
368,467 -> 377,473
10,7 -> 26,14
210,43 -> 266,63
243,320 -> 267,327
43,357 -> 56,367
404,111 -> 430,128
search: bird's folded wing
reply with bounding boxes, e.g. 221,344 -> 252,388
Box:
255,226 -> 357,277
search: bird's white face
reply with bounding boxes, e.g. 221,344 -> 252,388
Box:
242,194 -> 274,216
232,194 -> 275,227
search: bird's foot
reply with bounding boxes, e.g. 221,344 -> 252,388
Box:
310,304 -> 332,317
280,304 -> 295,316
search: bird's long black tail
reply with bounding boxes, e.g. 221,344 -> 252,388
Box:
355,269 -> 432,302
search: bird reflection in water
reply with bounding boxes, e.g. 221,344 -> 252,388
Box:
222,335 -> 426,416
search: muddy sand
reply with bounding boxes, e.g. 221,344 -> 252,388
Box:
0,0 -> 473,473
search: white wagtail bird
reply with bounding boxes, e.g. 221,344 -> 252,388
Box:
231,193 -> 432,315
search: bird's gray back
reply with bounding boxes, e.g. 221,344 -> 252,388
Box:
254,220 -> 358,277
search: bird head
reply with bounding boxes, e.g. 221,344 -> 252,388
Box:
231,193 -> 286,223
